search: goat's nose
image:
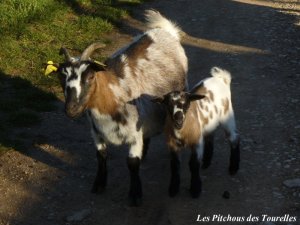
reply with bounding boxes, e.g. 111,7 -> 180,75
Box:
65,102 -> 80,118
65,102 -> 77,111
174,111 -> 183,121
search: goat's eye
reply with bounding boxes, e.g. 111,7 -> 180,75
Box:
86,74 -> 95,83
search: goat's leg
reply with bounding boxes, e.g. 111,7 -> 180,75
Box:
202,133 -> 214,169
189,143 -> 202,198
128,135 -> 143,206
127,157 -> 142,206
91,134 -> 107,193
221,115 -> 240,175
142,138 -> 150,160
169,149 -> 180,197
229,136 -> 240,175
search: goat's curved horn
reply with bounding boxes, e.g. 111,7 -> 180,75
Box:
59,47 -> 72,62
81,43 -> 106,61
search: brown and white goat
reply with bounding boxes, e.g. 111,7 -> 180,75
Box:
155,67 -> 240,198
55,10 -> 188,206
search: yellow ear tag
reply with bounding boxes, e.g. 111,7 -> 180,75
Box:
45,61 -> 58,76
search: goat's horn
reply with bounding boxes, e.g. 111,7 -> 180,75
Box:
59,47 -> 72,62
81,43 -> 106,61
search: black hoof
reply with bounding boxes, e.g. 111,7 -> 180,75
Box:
91,183 -> 106,194
190,188 -> 201,198
229,165 -> 239,175
169,176 -> 180,197
128,196 -> 142,207
190,179 -> 202,198
201,161 -> 211,169
168,184 -> 179,197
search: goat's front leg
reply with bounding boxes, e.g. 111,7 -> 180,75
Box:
189,142 -> 203,198
128,134 -> 143,206
169,148 -> 180,197
91,131 -> 107,193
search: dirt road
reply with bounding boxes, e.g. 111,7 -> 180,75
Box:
0,0 -> 299,225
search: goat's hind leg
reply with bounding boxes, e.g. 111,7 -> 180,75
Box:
202,133 -> 214,169
221,115 -> 240,175
229,135 -> 240,175
141,138 -> 150,160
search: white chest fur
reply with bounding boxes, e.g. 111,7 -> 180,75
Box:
89,108 -> 137,146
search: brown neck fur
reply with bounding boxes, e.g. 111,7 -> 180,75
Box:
166,102 -> 202,149
87,71 -> 120,115
180,103 -> 202,146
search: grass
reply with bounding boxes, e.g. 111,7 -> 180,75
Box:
0,0 -> 146,154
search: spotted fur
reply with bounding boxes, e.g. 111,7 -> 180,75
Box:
159,67 -> 240,198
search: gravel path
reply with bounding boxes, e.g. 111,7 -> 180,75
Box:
0,0 -> 299,225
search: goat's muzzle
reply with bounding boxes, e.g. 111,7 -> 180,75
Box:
65,101 -> 85,119
65,105 -> 79,118
173,112 -> 184,129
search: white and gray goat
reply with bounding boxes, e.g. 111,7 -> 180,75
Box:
55,10 -> 188,206
154,67 -> 240,198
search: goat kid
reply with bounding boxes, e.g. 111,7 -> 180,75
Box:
155,67 -> 240,198
54,10 -> 188,206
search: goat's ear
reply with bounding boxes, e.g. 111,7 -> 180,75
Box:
187,93 -> 206,102
151,97 -> 165,104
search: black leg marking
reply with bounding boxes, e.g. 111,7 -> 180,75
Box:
91,150 -> 107,193
229,138 -> 240,175
127,157 -> 142,206
189,151 -> 201,198
169,150 -> 180,197
202,134 -> 214,169
142,138 -> 150,161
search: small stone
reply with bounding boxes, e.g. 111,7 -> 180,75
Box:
222,191 -> 230,199
66,209 -> 92,222
272,191 -> 284,199
283,178 -> 300,188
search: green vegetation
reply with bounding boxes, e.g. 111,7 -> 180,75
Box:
0,0 -> 145,154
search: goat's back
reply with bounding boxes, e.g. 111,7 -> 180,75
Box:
106,14 -> 188,100
192,68 -> 233,134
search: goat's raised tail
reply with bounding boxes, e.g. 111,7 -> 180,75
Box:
145,10 -> 182,40
210,67 -> 232,85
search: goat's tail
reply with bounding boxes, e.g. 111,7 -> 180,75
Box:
210,67 -> 232,85
145,10 -> 182,40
